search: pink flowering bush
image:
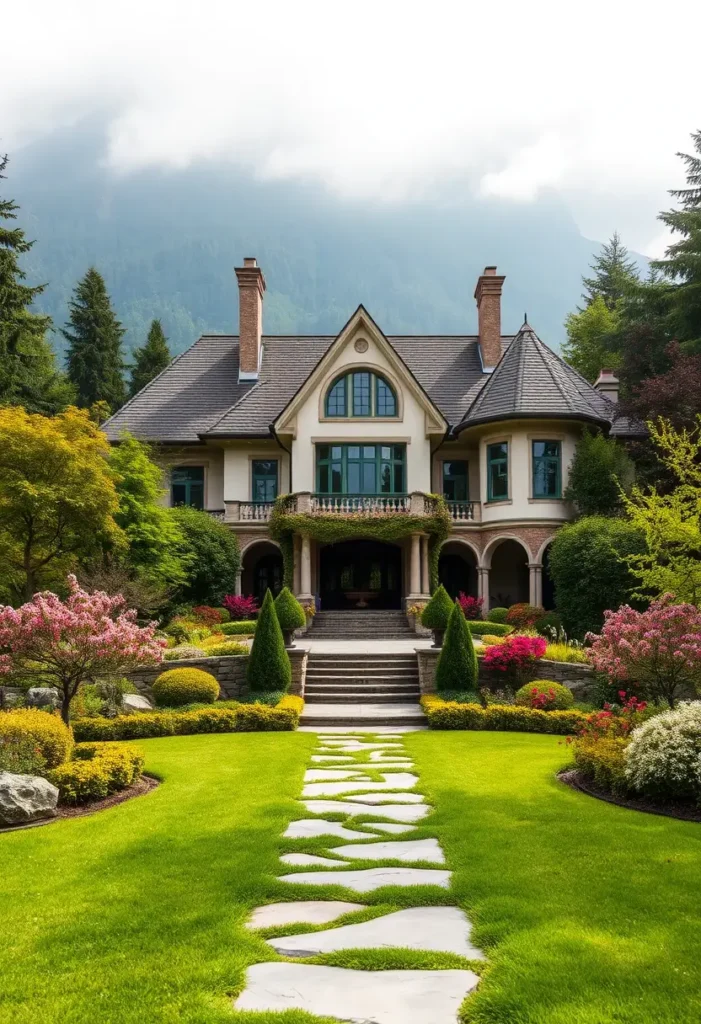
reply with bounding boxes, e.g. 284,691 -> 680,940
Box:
0,576 -> 165,723
586,594 -> 701,706
223,594 -> 259,620
482,634 -> 547,687
457,594 -> 484,620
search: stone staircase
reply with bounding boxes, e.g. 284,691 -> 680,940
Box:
310,610 -> 414,639
301,653 -> 424,726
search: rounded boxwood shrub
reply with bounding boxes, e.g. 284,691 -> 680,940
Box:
514,680 -> 574,710
466,620 -> 512,637
204,641 -> 249,657
420,585 -> 454,630
215,607 -> 231,623
220,620 -> 256,636
0,708 -> 73,768
152,668 -> 220,707
624,702 -> 701,802
487,607 -> 509,624
274,587 -> 307,630
506,603 -> 545,629
435,602 -> 478,693
247,589 -> 292,693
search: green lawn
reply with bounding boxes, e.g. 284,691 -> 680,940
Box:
1,730 -> 699,1024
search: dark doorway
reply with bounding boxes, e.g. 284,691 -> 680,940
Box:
438,542 -> 478,599
241,542 -> 283,603
319,540 -> 402,610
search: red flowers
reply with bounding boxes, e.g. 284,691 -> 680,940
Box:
482,635 -> 547,686
223,594 -> 259,620
456,594 -> 484,620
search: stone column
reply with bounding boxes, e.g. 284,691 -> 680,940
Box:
420,535 -> 431,596
234,569 -> 242,597
409,532 -> 422,597
477,566 -> 490,609
529,563 -> 543,607
299,534 -> 313,601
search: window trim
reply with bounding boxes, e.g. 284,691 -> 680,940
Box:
441,459 -> 470,502
170,464 -> 206,509
486,440 -> 510,503
529,437 -> 564,501
319,363 -> 403,421
315,443 -> 407,495
250,458 -> 279,503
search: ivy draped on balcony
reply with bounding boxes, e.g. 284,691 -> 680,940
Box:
268,494 -> 452,592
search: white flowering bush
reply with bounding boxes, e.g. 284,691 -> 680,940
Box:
625,702 -> 701,802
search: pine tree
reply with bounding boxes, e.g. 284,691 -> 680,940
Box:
129,319 -> 171,397
246,589 -> 292,692
653,129 -> 701,349
582,231 -> 639,308
435,601 -> 478,693
0,154 -> 74,413
62,267 -> 126,411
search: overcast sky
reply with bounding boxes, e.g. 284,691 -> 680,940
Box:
4,0 -> 700,256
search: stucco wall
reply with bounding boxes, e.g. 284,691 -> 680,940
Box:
156,447 -> 225,509
223,443 -> 291,502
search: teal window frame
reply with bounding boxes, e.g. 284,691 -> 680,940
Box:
442,460 -> 469,501
324,370 -> 398,418
532,440 -> 562,499
316,444 -> 406,495
487,443 -> 509,502
251,459 -> 279,502
171,466 -> 205,509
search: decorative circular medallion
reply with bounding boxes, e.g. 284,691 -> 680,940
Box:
354,338 -> 369,353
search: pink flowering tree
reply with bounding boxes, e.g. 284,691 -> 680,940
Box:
0,576 -> 165,723
586,594 -> 701,706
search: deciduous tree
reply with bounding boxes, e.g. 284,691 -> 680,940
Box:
565,429 -> 633,516
562,295 -> 621,383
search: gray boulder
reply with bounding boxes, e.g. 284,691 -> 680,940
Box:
0,772 -> 59,826
26,687 -> 61,709
122,693 -> 153,713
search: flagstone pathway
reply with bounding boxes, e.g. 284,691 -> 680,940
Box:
235,730 -> 485,1023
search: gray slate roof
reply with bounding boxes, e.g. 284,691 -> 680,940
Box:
104,320 -> 638,442
458,323 -> 615,430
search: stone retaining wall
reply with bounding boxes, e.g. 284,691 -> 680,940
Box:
127,649 -> 308,701
416,648 -> 595,699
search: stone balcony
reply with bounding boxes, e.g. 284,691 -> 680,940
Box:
221,493 -> 480,524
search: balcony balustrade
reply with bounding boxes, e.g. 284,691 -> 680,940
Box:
446,500 -> 480,522
223,492 -> 478,523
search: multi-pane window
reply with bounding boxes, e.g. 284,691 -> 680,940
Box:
171,466 -> 205,509
442,461 -> 469,502
316,444 -> 406,494
532,441 -> 562,498
487,443 -> 509,501
324,370 -> 397,418
251,459 -> 278,502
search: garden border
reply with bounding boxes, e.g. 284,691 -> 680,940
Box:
559,768 -> 701,823
0,774 -> 160,834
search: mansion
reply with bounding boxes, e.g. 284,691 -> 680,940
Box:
104,259 -> 637,613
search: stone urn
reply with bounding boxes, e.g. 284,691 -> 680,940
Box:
282,628 -> 297,648
431,629 -> 445,649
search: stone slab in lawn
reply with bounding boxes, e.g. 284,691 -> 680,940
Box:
280,866 -> 451,892
268,906 -> 484,958
245,901 -> 365,930
303,800 -> 430,823
310,755 -> 356,763
284,819 -> 374,840
302,772 -> 418,798
234,963 -> 479,1023
364,822 -> 415,834
334,838 -> 445,864
319,742 -> 403,751
346,792 -> 425,804
303,769 -> 371,782
280,853 -> 350,868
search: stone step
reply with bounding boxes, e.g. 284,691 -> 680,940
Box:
308,656 -> 418,663
300,710 -> 426,726
306,671 -> 419,681
305,692 -> 419,704
306,684 -> 419,695
306,680 -> 418,690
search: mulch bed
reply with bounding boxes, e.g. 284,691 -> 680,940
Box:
559,768 -> 701,823
0,774 -> 160,833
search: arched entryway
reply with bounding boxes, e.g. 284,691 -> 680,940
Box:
319,540 -> 402,610
241,541 -> 283,603
438,540 -> 478,599
486,538 -> 529,608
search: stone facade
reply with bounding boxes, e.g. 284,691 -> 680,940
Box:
416,648 -> 595,700
127,650 -> 308,701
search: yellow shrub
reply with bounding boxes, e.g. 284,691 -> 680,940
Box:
48,741 -> 144,804
152,667 -> 220,707
573,736 -> 630,795
543,643 -> 590,664
0,708 -> 73,768
421,694 -> 586,734
480,635 -> 506,646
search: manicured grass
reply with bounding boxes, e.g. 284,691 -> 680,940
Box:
405,731 -> 701,1024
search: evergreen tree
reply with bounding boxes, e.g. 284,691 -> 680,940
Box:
653,129 -> 701,349
247,589 -> 292,692
564,429 -> 633,517
582,231 -> 639,308
129,319 -> 171,397
62,267 -> 126,411
435,601 -> 478,693
0,154 -> 74,413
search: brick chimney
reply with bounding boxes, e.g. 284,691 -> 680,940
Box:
474,266 -> 505,369
594,368 -> 620,404
235,257 -> 266,381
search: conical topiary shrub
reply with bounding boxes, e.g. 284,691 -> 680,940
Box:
246,589 -> 292,692
420,585 -> 454,647
274,587 -> 307,647
435,601 -> 478,693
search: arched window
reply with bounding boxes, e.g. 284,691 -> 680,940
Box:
324,370 -> 398,418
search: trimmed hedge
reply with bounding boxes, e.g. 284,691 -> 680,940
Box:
466,620 -> 512,637
153,668 -> 220,707
435,602 -> 477,693
420,585 -> 454,630
487,607 -> 509,624
0,708 -> 73,768
220,621 -> 257,636
202,641 -> 249,657
421,695 -> 587,734
273,587 -> 307,630
48,742 -> 144,804
247,589 -> 291,692
72,699 -> 302,742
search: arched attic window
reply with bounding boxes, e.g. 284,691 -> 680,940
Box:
325,370 -> 398,418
